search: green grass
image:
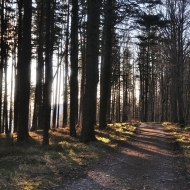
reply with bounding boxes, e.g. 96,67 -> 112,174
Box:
162,122 -> 190,179
0,122 -> 136,190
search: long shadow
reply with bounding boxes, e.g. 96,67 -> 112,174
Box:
94,124 -> 176,158
131,137 -> 173,150
131,131 -> 175,150
72,124 -> 189,190
112,125 -> 178,158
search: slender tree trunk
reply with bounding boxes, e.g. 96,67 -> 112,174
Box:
0,0 -> 5,133
56,64 -> 62,128
70,0 -> 78,136
106,78 -> 112,123
79,32 -> 86,125
160,69 -> 164,122
42,0 -> 53,145
14,70 -> 19,132
132,57 -> 135,119
150,55 -> 155,122
52,88 -> 57,129
14,0 -> 23,133
52,63 -> 59,129
144,48 -> 149,122
63,5 -> 69,128
9,50 -> 15,132
31,0 -> 44,131
177,23 -> 185,124
116,80 -> 120,122
111,86 -> 115,122
4,54 -> 9,134
122,74 -> 128,122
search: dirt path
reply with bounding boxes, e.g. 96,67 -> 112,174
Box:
63,124 -> 190,190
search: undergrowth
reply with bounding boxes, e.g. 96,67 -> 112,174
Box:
0,122 -> 137,190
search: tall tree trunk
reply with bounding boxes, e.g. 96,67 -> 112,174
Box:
62,4 -> 69,128
177,21 -> 185,124
99,0 -> 113,129
79,36 -> 86,126
111,87 -> 115,122
52,63 -> 59,129
81,0 -> 101,142
17,0 -> 32,142
150,54 -> 155,122
31,0 -> 44,131
70,0 -> 78,137
116,80 -> 121,122
132,57 -> 135,119
4,54 -> 9,134
14,70 -> 19,132
122,74 -> 128,122
14,0 -> 23,133
160,69 -> 164,122
52,47 -> 62,129
9,50 -> 15,132
106,78 -> 112,123
56,64 -> 62,128
144,48 -> 149,122
0,0 -> 5,133
42,0 -> 54,145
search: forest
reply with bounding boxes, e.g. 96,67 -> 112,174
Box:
0,0 -> 189,144
2,0 -> 190,189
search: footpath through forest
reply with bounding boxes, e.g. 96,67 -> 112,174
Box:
63,124 -> 190,190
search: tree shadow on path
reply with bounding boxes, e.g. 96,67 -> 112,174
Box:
63,123 -> 190,190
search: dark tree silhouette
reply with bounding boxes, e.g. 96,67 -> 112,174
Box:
70,0 -> 79,137
17,0 -> 32,142
81,0 -> 101,142
99,0 -> 115,129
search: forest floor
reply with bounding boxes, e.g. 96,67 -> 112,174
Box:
0,122 -> 136,190
0,122 -> 190,189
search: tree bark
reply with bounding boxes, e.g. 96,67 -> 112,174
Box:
62,4 -> 69,128
42,0 -> 54,145
99,0 -> 113,129
17,0 -> 32,142
70,0 -> 79,137
81,0 -> 101,142
31,0 -> 45,131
